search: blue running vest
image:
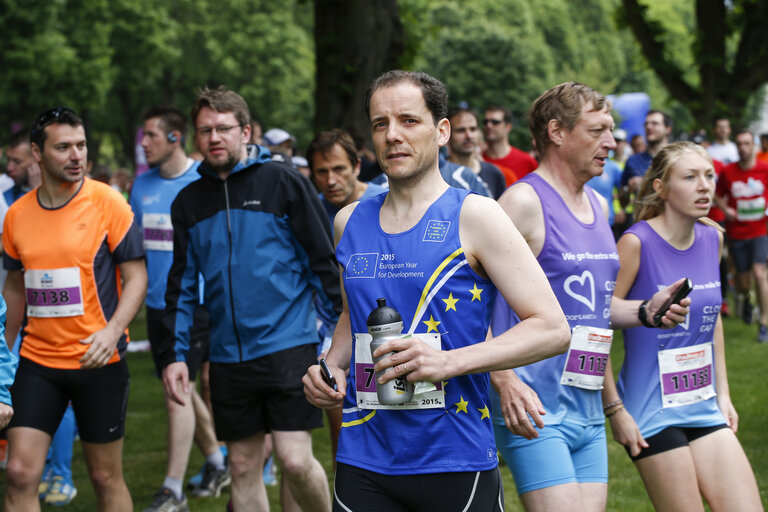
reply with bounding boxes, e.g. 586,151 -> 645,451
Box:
335,188 -> 498,474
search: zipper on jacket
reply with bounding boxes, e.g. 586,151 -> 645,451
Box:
223,179 -> 244,361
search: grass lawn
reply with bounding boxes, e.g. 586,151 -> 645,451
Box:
2,306 -> 766,511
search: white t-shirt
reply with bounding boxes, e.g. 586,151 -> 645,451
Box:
707,141 -> 739,164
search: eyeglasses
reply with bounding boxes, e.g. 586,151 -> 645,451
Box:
197,124 -> 242,137
482,119 -> 504,126
31,107 -> 77,141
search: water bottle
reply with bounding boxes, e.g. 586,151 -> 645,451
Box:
367,298 -> 414,404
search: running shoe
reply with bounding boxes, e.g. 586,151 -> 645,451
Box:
38,466 -> 54,497
742,299 -> 753,324
43,475 -> 77,506
188,446 -> 228,490
142,487 -> 189,512
186,463 -> 205,490
191,463 -> 231,498
758,325 -> 768,343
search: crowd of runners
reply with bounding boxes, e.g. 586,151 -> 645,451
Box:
0,70 -> 763,512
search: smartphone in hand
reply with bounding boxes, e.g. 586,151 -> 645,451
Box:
319,359 -> 337,391
653,278 -> 693,326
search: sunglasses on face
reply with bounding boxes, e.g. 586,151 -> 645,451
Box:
482,119 -> 504,126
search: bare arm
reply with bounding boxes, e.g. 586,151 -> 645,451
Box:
601,357 -> 648,456
303,203 -> 357,409
609,233 -> 690,329
79,258 -> 147,369
3,270 -> 25,349
714,194 -> 736,222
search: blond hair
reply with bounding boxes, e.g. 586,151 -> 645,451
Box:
635,141 -> 714,222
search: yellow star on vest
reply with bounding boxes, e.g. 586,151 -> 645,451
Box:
454,396 -> 469,414
470,283 -> 483,302
423,315 -> 441,332
478,404 -> 490,420
442,292 -> 459,312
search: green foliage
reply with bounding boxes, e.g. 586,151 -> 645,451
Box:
0,0 -> 315,164
402,0 -> 692,147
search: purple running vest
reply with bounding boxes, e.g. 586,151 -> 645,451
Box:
492,173 -> 619,426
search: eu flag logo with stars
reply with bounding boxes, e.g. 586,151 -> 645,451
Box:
423,220 -> 450,242
346,253 -> 378,279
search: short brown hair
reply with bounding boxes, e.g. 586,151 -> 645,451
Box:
528,82 -> 610,158
306,129 -> 359,173
190,86 -> 250,128
365,70 -> 447,125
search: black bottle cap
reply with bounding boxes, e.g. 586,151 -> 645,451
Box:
367,298 -> 402,326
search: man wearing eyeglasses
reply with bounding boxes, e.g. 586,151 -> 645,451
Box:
161,86 -> 341,512
3,107 -> 147,512
482,104 -> 538,187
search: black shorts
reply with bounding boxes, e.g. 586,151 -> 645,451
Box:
9,357 -> 129,443
146,305 -> 209,381
730,235 -> 768,274
333,462 -> 505,512
209,344 -> 322,441
628,424 -> 729,461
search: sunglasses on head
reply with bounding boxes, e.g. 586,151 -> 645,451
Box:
31,107 -> 77,140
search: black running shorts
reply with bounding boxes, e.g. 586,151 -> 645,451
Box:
209,343 -> 322,441
9,357 -> 129,443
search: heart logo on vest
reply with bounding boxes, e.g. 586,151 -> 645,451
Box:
678,312 -> 690,331
564,271 -> 595,312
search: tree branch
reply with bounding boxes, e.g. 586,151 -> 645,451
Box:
620,0 -> 698,104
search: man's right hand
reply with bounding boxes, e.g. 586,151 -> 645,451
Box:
162,361 -> 189,406
493,371 -> 546,440
303,363 -> 345,409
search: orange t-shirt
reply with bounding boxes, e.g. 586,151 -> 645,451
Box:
3,178 -> 144,369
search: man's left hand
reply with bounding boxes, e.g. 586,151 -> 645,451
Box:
0,403 -> 13,429
372,336 -> 452,384
79,325 -> 121,369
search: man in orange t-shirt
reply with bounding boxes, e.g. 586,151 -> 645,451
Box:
756,133 -> 768,164
2,107 -> 146,512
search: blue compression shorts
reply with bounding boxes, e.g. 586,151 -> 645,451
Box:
494,421 -> 608,495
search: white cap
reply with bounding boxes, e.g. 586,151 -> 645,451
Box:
263,128 -> 296,146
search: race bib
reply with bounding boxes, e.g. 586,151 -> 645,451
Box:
24,268 -> 85,318
353,332 -> 444,410
560,325 -> 613,390
142,213 -> 174,251
736,197 -> 766,222
658,342 -> 715,408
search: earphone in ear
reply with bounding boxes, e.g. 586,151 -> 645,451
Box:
167,132 -> 178,143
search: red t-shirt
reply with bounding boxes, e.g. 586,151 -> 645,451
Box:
707,159 -> 726,223
482,146 -> 538,186
716,160 -> 768,240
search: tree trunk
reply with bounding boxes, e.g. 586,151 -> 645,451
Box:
314,0 -> 404,142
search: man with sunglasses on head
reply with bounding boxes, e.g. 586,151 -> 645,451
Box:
482,104 -> 538,187
2,107 -> 147,512
161,86 -> 341,512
